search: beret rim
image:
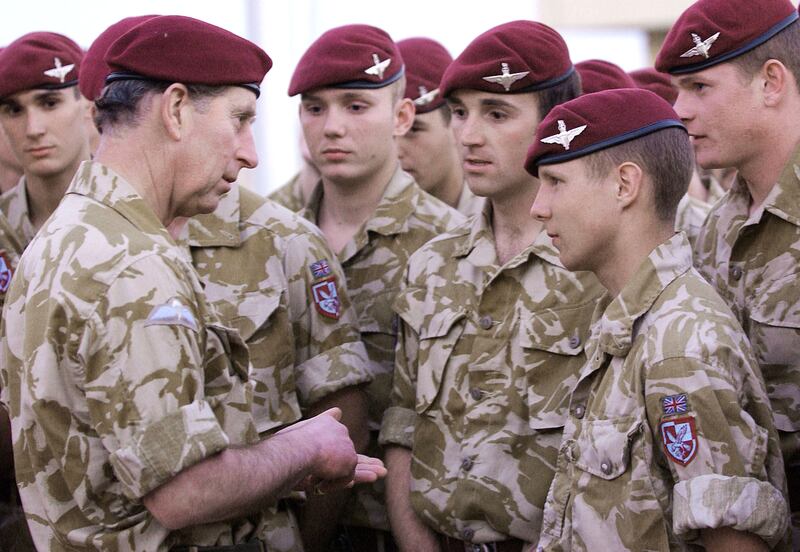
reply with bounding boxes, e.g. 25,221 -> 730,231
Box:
532,119 -> 686,175
105,71 -> 262,98
667,11 -> 799,75
327,66 -> 405,91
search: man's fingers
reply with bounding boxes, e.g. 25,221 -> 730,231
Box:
319,407 -> 343,421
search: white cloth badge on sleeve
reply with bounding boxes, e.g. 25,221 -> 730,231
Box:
145,297 -> 199,332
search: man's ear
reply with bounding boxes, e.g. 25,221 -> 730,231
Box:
161,83 -> 191,141
761,59 -> 791,107
616,161 -> 644,210
394,97 -> 415,137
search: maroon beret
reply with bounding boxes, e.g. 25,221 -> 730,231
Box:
0,32 -> 83,99
575,59 -> 636,95
525,88 -> 685,177
440,20 -> 573,97
628,67 -> 677,105
289,25 -> 404,96
105,15 -> 272,97
398,37 -> 452,114
655,0 -> 798,75
80,15 -> 158,101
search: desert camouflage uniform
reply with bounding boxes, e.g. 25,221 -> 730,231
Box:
0,212 -> 22,311
0,177 -> 37,251
0,161 -> 270,551
379,203 -> 603,544
538,233 -> 788,552
269,171 -> 306,213
180,185 -> 372,551
674,192 -> 710,251
694,154 -> 800,478
455,183 -> 485,220
300,166 -> 464,531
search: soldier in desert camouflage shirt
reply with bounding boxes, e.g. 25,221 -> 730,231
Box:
380,21 -> 604,550
529,88 -> 788,551
656,0 -> 800,536
177,184 -> 372,551
289,25 -> 463,548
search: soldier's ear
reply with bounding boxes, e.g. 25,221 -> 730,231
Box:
615,161 -> 643,210
161,83 -> 191,141
760,59 -> 790,108
393,97 -> 415,137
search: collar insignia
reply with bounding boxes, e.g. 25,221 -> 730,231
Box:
482,62 -> 529,91
364,53 -> 391,80
680,32 -> 721,59
43,57 -> 75,83
540,120 -> 587,151
414,85 -> 439,107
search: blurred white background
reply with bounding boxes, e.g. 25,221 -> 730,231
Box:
1,0 -> 691,193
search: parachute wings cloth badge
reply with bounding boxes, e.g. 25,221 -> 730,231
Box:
309,258 -> 340,320
660,416 -> 698,466
0,251 -> 12,293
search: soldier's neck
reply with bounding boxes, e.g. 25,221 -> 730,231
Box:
316,160 -> 396,253
24,150 -> 89,231
490,183 -> 541,265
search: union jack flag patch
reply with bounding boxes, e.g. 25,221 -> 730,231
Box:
662,393 -> 688,415
310,258 -> 332,279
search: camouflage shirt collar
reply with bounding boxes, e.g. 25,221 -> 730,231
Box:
67,160 -> 176,247
0,175 -> 37,247
186,185 -> 242,247
302,164 -> 416,237
596,233 -> 693,356
455,200 -> 564,268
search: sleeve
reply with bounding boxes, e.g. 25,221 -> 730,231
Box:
283,230 -> 371,408
644,356 -> 788,547
378,265 -> 420,449
85,255 -> 231,501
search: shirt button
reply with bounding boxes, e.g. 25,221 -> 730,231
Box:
601,461 -> 612,475
569,335 -> 581,349
461,457 -> 474,472
469,388 -> 483,401
479,315 -> 493,330
731,266 -> 743,281
462,528 -> 475,541
573,404 -> 585,419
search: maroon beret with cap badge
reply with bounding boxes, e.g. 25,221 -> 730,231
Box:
79,15 -> 158,101
525,88 -> 686,177
288,24 -> 404,96
575,59 -> 636,95
398,37 -> 452,114
629,67 -> 677,105
0,32 -> 83,99
440,20 -> 573,97
105,15 -> 272,98
655,0 -> 798,75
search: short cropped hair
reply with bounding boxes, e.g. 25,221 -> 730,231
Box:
585,127 -> 694,222
93,80 -> 227,133
730,19 -> 800,85
534,70 -> 582,120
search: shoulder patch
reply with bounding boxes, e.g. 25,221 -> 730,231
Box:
0,250 -> 13,293
662,393 -> 689,415
311,276 -> 340,320
145,298 -> 199,332
310,258 -> 332,279
661,416 -> 698,466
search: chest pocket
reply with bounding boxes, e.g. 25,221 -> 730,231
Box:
214,290 -> 283,342
518,301 -> 596,431
398,300 -> 467,415
749,271 -> 800,432
574,415 -> 641,480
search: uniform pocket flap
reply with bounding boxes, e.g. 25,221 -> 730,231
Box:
518,301 -> 597,356
575,416 -> 640,480
221,290 -> 282,341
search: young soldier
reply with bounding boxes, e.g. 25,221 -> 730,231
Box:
79,17 -> 373,552
656,0 -> 800,537
0,16 -> 384,551
0,32 -> 93,250
528,88 -> 788,551
396,37 -> 483,218
289,24 -> 464,551
379,21 -> 603,551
